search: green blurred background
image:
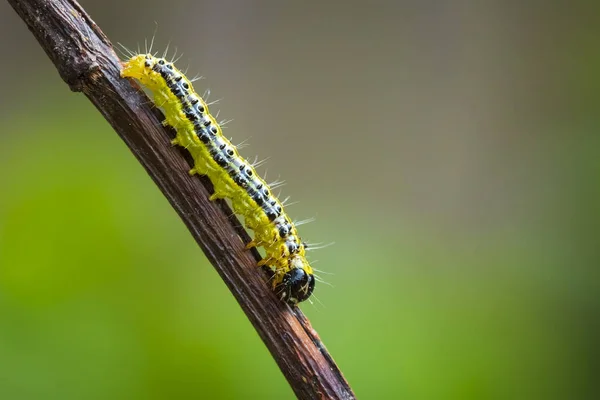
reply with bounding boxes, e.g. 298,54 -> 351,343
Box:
1,1 -> 599,399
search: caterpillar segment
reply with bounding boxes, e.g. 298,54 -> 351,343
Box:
121,54 -> 315,304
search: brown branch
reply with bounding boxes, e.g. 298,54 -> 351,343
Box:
6,0 -> 356,399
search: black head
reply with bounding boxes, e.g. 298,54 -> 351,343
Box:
275,268 -> 315,305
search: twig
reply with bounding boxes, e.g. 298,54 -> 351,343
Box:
6,0 -> 356,399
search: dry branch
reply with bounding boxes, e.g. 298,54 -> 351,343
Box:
6,0 -> 356,398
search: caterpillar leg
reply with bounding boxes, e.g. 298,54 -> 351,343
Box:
257,258 -> 267,267
257,256 -> 275,267
271,270 -> 286,288
209,191 -> 229,201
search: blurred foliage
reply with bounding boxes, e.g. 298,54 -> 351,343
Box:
1,1 -> 599,399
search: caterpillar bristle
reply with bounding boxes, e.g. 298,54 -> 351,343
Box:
294,217 -> 316,227
304,241 -> 335,251
280,196 -> 292,206
116,42 -> 135,59
146,22 -> 158,55
312,267 -> 334,275
171,50 -> 184,65
251,157 -> 269,169
269,180 -> 286,190
162,41 -> 171,58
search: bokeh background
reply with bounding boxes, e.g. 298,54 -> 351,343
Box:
1,1 -> 599,398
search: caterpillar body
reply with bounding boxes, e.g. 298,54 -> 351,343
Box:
121,54 -> 315,305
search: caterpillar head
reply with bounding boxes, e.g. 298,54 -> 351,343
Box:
275,267 -> 315,305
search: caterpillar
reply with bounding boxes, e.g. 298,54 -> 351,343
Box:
121,53 -> 315,305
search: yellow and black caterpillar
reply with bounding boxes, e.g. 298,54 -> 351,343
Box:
121,54 -> 315,304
